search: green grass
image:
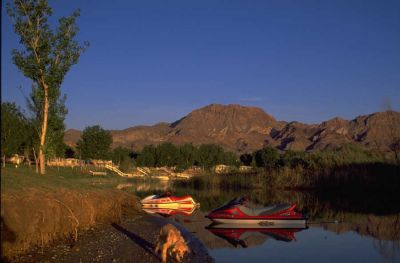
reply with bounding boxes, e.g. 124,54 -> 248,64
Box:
0,164 -> 135,192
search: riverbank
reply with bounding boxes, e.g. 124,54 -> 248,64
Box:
1,166 -> 141,260
1,165 -> 213,262
1,187 -> 142,260
9,214 -> 213,263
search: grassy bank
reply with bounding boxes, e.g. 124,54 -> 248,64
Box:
1,165 -> 142,260
1,165 -> 133,191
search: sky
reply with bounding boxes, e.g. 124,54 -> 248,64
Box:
2,0 -> 400,130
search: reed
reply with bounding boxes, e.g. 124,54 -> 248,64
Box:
174,162 -> 400,194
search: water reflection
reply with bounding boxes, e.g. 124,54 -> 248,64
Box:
206,224 -> 308,248
142,206 -> 198,217
373,240 -> 400,263
128,179 -> 400,262
134,180 -> 169,192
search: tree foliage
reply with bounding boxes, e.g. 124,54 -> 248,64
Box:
136,143 -> 239,169
27,83 -> 68,158
242,144 -> 387,171
7,0 -> 88,174
1,102 -> 33,157
76,125 -> 112,160
6,1 -> 88,88
240,153 -> 253,166
136,145 -> 157,167
111,146 -> 135,172
254,146 -> 280,168
64,145 -> 76,158
111,146 -> 132,164
157,142 -> 180,167
178,143 -> 198,169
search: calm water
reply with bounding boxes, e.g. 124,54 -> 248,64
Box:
209,228 -> 398,263
129,180 -> 400,263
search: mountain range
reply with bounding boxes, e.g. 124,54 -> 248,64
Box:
64,104 -> 400,154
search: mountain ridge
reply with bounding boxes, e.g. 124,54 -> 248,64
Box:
64,104 -> 400,153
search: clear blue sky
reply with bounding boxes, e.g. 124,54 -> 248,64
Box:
2,0 -> 400,130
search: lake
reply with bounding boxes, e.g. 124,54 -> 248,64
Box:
133,179 -> 400,263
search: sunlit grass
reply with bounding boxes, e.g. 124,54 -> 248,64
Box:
0,164 -> 134,192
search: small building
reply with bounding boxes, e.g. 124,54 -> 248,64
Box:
214,164 -> 230,174
7,154 -> 24,165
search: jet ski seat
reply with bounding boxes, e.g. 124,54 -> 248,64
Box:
238,204 -> 292,216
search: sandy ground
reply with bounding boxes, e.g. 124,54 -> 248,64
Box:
9,214 -> 213,263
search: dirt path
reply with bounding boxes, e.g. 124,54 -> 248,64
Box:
10,214 -> 213,263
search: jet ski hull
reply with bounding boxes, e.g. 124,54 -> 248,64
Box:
206,198 -> 307,226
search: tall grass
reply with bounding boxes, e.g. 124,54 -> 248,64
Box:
174,162 -> 400,193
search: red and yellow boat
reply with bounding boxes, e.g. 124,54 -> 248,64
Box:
141,193 -> 199,210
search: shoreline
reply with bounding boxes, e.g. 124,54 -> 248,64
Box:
0,168 -> 213,263
1,187 -> 141,260
7,214 -> 214,263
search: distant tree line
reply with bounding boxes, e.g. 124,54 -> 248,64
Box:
2,112 -> 389,172
136,143 -> 239,170
63,128 -> 240,172
242,144 -> 387,170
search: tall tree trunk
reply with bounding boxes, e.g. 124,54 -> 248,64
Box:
33,147 -> 38,174
39,83 -> 49,175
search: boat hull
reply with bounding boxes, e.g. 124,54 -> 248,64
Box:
142,202 -> 197,209
141,194 -> 199,210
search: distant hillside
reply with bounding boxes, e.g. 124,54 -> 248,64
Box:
274,111 -> 400,152
64,104 -> 400,153
63,129 -> 82,148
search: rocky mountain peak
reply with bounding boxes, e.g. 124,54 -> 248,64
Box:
64,106 -> 400,154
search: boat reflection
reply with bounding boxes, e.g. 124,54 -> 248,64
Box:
206,223 -> 308,248
143,206 -> 198,217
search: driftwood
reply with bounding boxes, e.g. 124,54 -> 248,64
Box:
89,170 -> 107,176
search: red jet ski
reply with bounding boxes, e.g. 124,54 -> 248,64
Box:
206,197 -> 307,226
